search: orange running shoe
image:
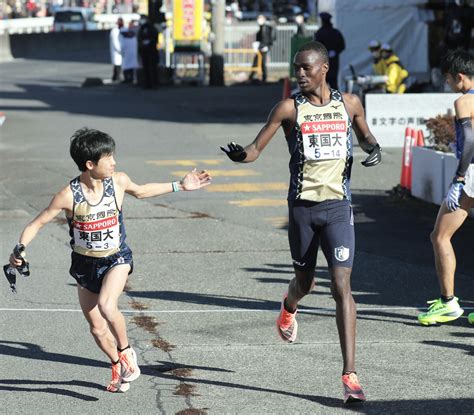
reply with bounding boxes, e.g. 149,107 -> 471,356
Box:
119,347 -> 141,382
276,293 -> 298,343
106,362 -> 128,393
342,372 -> 366,403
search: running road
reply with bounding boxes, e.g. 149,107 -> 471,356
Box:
0,57 -> 473,415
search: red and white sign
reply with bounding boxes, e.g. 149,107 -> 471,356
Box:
73,215 -> 118,231
301,121 -> 347,134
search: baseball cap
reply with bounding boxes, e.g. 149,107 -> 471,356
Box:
368,40 -> 381,50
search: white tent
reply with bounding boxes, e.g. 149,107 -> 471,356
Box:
318,0 -> 429,88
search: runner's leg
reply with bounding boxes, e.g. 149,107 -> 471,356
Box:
330,266 -> 356,373
286,268 -> 315,312
97,264 -> 131,350
77,284 -> 119,362
430,196 -> 472,297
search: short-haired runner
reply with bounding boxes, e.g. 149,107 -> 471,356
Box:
7,128 -> 211,392
418,49 -> 474,326
221,41 -> 382,403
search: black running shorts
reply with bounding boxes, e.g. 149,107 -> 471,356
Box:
288,199 -> 354,270
69,244 -> 133,294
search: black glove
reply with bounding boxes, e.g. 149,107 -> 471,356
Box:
361,144 -> 382,167
3,243 -> 30,293
220,142 -> 247,162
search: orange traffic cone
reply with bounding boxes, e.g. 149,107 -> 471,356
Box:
406,128 -> 417,190
400,127 -> 412,188
416,129 -> 425,147
282,77 -> 291,100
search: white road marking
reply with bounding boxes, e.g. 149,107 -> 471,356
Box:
0,306 -> 472,313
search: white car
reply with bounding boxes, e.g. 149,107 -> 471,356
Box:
53,8 -> 98,32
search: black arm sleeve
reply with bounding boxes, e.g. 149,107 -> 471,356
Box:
456,118 -> 474,177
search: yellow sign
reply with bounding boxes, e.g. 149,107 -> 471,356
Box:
173,0 -> 203,43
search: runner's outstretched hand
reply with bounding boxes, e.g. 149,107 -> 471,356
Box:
181,169 -> 212,191
361,144 -> 382,167
220,141 -> 247,162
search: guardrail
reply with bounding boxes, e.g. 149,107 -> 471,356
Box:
224,23 -> 318,71
0,13 -> 140,35
0,17 -> 53,34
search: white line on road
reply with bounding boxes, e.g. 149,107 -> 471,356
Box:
0,306 -> 473,313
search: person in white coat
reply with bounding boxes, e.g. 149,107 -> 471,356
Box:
110,18 -> 124,82
120,22 -> 139,84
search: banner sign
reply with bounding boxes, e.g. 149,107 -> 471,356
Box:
365,93 -> 459,147
173,0 -> 203,44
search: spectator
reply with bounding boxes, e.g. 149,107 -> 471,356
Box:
368,40 -> 386,76
248,14 -> 275,83
137,15 -> 159,89
120,22 -> 139,84
444,0 -> 473,52
314,12 -> 345,89
295,14 -> 307,37
110,17 -> 124,82
381,43 -> 409,94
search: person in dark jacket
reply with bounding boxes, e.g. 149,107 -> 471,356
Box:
137,15 -> 159,89
249,14 -> 275,83
314,12 -> 345,89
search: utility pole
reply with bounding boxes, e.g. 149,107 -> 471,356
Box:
209,0 -> 225,86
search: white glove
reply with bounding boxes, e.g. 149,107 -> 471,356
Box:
445,181 -> 464,212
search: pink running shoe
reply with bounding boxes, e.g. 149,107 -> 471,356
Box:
119,347 -> 141,382
342,372 -> 366,403
106,362 -> 128,393
276,293 -> 298,343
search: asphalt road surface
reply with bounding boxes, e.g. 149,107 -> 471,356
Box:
0,56 -> 473,415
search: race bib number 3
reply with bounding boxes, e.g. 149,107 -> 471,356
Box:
301,121 -> 348,161
73,215 -> 120,251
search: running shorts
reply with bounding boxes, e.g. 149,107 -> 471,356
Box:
288,199 -> 355,270
69,244 -> 133,294
463,164 -> 474,198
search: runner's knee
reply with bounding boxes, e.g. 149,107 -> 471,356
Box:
98,299 -> 119,320
330,268 -> 352,302
293,269 -> 315,295
430,229 -> 450,246
90,322 -> 109,340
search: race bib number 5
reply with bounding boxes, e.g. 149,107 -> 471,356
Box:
301,121 -> 348,161
73,215 -> 120,251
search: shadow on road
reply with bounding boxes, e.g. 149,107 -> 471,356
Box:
0,81 -> 281,124
152,370 -> 474,414
0,379 -> 102,401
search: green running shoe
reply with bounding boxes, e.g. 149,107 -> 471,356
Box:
468,313 -> 474,325
418,297 -> 464,326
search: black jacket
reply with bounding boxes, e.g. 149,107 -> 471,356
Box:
138,23 -> 158,55
314,23 -> 345,57
256,23 -> 274,49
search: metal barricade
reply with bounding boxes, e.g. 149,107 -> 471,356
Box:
223,23 -> 318,76
171,50 -> 206,85
224,48 -> 262,78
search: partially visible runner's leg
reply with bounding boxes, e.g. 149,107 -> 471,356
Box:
99,264 -> 140,382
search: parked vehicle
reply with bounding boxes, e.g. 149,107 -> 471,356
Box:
52,8 -> 98,32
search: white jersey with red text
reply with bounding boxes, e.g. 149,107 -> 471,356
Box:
68,176 -> 125,258
286,89 -> 353,202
